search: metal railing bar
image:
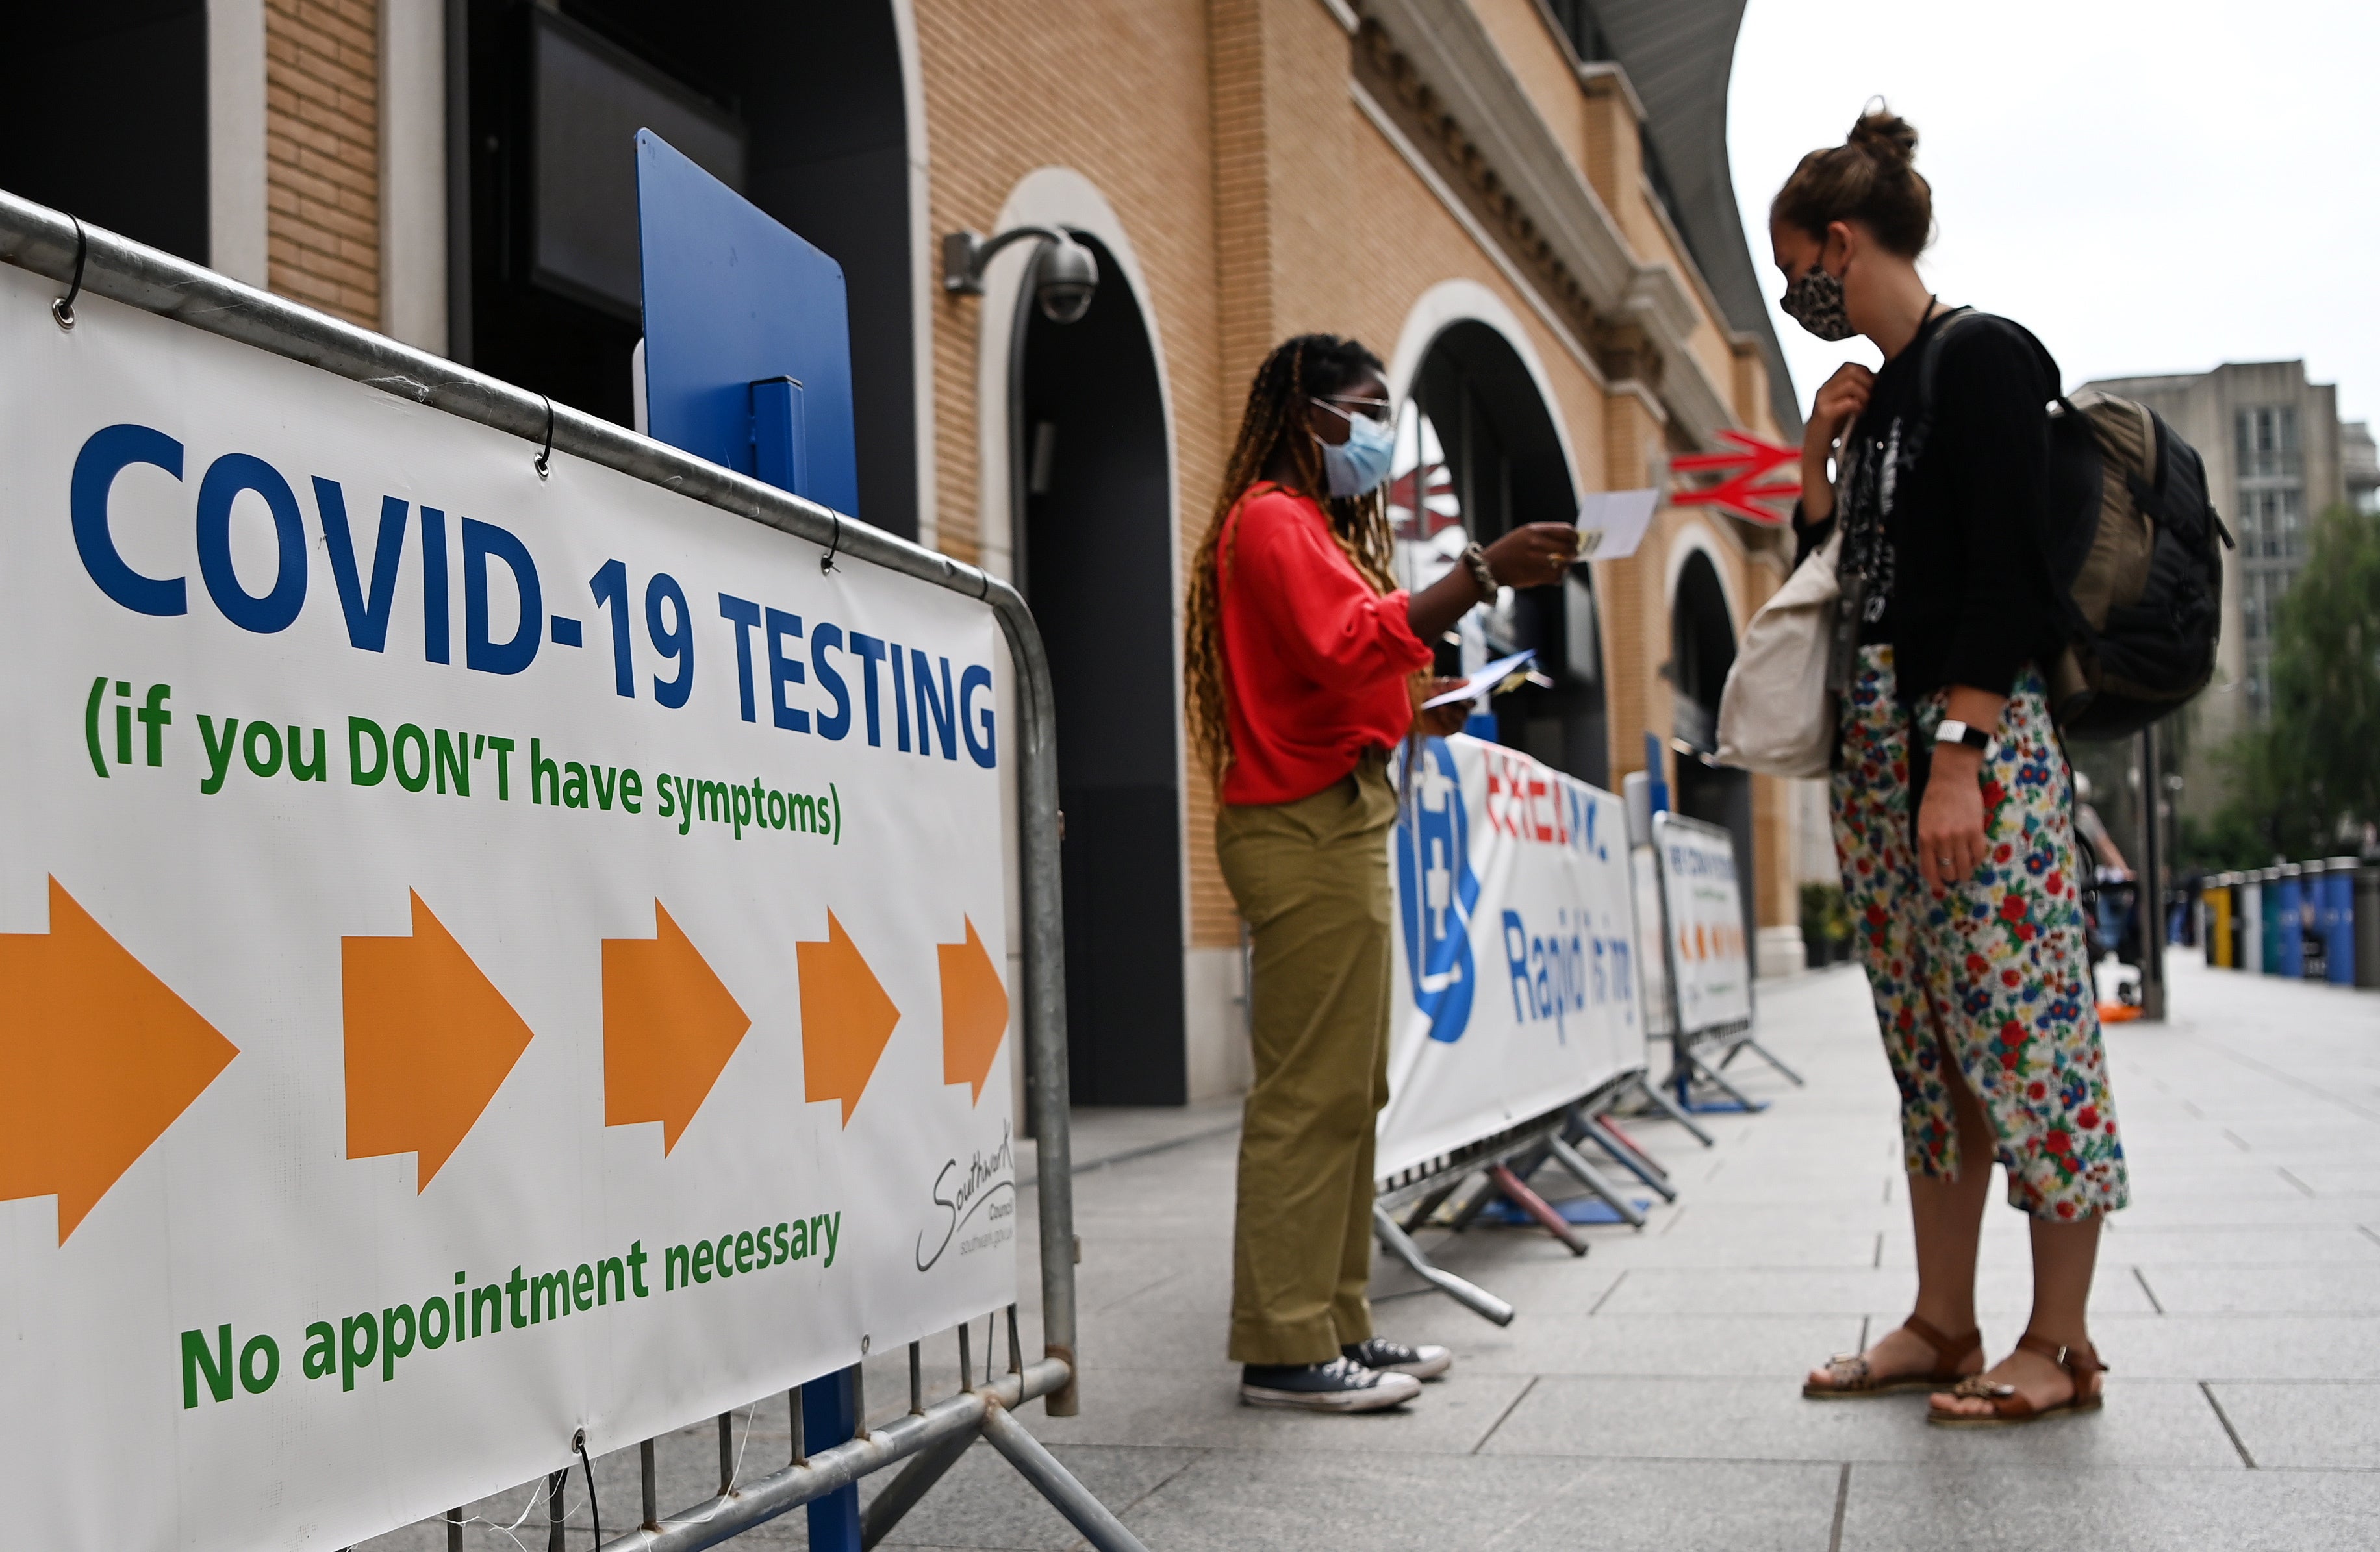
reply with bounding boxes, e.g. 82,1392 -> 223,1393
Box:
856,1429 -> 975,1551
978,1400 -> 1149,1552
591,1358 -> 1069,1552
0,187 -> 1080,1422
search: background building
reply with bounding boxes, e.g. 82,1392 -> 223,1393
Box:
2081,361 -> 2348,819
2346,421 -> 2377,514
7,0 -> 1812,1106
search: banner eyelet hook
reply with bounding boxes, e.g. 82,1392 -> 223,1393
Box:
534,396 -> 554,479
52,216 -> 88,331
820,511 -> 841,575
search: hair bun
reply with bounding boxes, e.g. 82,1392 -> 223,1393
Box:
1847,106 -> 1918,168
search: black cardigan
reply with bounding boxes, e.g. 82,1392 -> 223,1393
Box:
1793,310 -> 2068,707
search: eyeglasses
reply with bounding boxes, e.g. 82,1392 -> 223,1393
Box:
1313,394 -> 1393,424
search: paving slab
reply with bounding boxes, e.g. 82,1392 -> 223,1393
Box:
1476,1373 -> 2244,1468
2203,1381 -> 2380,1469
1836,1464 -> 2380,1552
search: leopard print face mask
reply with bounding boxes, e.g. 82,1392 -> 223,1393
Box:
1780,262 -> 1853,342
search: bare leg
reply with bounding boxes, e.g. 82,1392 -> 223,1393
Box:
1932,1210 -> 2104,1415
1808,1034 -> 1994,1387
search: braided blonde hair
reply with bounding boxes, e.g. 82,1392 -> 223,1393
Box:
1184,334 -> 1398,785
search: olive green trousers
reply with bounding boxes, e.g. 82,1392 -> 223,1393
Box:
1217,755 -> 1398,1365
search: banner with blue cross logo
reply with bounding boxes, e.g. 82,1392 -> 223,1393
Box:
1380,736 -> 1649,1179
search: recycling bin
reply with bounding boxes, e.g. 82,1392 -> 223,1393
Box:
2272,865 -> 2303,978
2204,875 -> 2233,968
2359,865 -> 2380,990
2298,861 -> 2327,980
2241,872 -> 2265,975
2322,857 -> 2358,985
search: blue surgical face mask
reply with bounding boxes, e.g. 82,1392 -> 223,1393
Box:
1313,399 -> 1396,498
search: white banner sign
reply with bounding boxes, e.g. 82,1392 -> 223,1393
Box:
1652,810 -> 1751,1035
0,266 -> 1017,1551
1382,736 -> 1647,1179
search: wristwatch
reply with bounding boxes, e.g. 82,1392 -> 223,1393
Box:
1933,719 -> 1994,757
1461,542 -> 1498,600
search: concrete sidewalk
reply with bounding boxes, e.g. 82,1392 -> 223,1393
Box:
372,954 -> 2380,1549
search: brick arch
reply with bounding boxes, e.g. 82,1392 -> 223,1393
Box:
1384,279 -> 1582,499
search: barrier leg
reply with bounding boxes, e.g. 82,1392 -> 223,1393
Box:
1371,1205 -> 1516,1324
1399,1175 -> 1467,1233
1488,1162 -> 1590,1255
980,1400 -> 1150,1552
1632,1073 -> 1716,1145
1685,1051 -> 1767,1112
547,1470 -> 568,1552
1447,1175 -> 1502,1233
804,1366 -> 865,1551
860,1428 -> 974,1549
1734,1035 -> 1806,1086
1545,1136 -> 1648,1229
1576,1113 -> 1677,1201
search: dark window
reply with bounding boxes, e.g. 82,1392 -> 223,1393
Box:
0,1 -> 210,265
456,0 -> 920,536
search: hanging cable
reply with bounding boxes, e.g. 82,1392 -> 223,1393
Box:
574,1430 -> 601,1551
52,215 -> 87,331
535,396 -> 555,479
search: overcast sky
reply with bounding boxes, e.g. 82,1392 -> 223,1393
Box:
1727,0 -> 2377,426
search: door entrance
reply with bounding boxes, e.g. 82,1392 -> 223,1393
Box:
1013,234 -> 1185,1105
1671,550 -> 1758,959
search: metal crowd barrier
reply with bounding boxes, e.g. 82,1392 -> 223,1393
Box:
0,188 -> 1133,1552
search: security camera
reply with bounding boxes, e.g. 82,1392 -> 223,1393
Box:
941,225 -> 1100,326
1034,236 -> 1099,324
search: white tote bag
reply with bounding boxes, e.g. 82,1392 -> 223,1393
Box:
1715,523 -> 1842,778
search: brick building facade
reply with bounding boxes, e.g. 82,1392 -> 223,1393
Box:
21,0 -> 1814,1105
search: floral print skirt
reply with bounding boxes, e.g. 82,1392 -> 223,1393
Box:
1831,645 -> 2127,1220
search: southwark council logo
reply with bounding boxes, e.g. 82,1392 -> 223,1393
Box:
1395,737 -> 1479,1043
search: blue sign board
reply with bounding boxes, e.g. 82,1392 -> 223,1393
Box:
635,129 -> 860,516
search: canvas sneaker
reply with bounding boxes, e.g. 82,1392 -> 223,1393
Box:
1343,1337 -> 1453,1380
1239,1355 -> 1422,1412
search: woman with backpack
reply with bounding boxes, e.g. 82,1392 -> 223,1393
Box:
1182,334 -> 1581,1412
1776,109 -> 2127,1426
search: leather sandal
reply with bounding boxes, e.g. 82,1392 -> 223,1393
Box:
1927,1333 -> 2107,1427
1802,1315 -> 1982,1399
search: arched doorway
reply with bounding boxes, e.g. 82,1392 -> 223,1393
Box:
1670,548 -> 1758,959
1395,321 -> 1606,786
454,0 -> 922,536
1013,234 -> 1184,1105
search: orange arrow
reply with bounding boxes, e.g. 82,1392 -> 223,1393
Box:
798,911 -> 900,1125
344,892 -> 535,1190
603,901 -> 751,1153
939,916 -> 1009,1104
0,877 -> 237,1242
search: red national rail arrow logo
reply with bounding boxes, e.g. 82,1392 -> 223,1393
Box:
603,901 -> 752,1153
0,877 -> 237,1242
343,892 -> 535,1190
1669,430 -> 1799,527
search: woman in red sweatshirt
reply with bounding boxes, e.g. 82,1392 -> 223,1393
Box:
1183,334 -> 1578,1410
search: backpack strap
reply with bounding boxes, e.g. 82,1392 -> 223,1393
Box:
1899,307 -> 1980,475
